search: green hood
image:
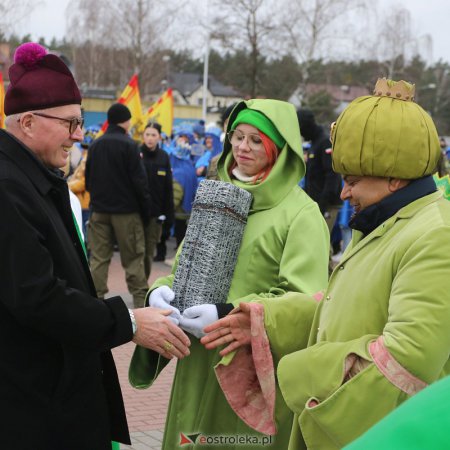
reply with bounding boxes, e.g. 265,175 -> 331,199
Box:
217,99 -> 305,211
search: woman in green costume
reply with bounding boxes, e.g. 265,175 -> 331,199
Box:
202,79 -> 450,450
129,99 -> 330,449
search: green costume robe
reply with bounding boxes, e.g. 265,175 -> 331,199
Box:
129,99 -> 329,449
257,190 -> 450,449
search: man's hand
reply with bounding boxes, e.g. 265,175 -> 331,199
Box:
132,307 -> 191,359
200,303 -> 252,356
179,304 -> 218,339
148,286 -> 181,325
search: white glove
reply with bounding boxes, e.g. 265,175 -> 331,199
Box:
179,304 -> 218,338
148,286 -> 181,325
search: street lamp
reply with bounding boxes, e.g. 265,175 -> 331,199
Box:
162,55 -> 171,90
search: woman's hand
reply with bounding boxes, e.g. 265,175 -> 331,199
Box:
200,303 -> 252,356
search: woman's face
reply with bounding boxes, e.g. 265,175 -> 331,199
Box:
143,127 -> 160,150
205,136 -> 213,149
231,123 -> 269,177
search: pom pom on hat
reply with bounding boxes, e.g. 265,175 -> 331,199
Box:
14,42 -> 48,68
5,41 -> 81,115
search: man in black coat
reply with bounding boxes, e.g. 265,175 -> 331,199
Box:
86,103 -> 152,308
297,109 -> 342,231
0,42 -> 190,450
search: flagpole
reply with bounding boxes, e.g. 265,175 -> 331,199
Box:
202,0 -> 210,123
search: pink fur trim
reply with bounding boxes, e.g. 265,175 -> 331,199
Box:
313,291 -> 324,302
369,336 -> 428,396
215,303 -> 276,435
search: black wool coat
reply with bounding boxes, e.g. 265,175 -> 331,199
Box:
140,144 -> 175,224
0,130 -> 132,450
86,125 -> 153,222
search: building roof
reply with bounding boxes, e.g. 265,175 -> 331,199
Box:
306,83 -> 370,102
80,87 -> 117,100
170,72 -> 240,98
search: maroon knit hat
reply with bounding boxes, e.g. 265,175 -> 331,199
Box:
5,42 -> 81,115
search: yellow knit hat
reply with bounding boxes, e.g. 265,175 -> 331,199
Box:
331,78 -> 440,179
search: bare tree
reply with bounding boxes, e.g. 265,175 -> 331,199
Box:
282,0 -> 369,103
353,3 -> 432,80
377,6 -> 416,78
206,0 -> 282,97
66,0 -> 182,95
0,0 -> 39,38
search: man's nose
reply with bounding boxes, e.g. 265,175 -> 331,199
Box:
340,184 -> 351,201
71,126 -> 84,142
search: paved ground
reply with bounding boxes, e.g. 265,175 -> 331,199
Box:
107,239 -> 177,450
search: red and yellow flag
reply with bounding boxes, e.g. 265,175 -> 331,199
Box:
98,74 -> 144,139
0,72 -> 5,129
142,88 -> 173,137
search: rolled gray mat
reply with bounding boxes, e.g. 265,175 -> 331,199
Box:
172,179 -> 253,312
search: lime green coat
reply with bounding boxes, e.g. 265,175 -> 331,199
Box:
260,190 -> 450,450
129,99 -> 329,449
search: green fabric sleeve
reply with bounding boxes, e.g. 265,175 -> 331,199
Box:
382,227 -> 450,382
259,292 -> 319,363
128,345 -> 170,389
129,265 -> 178,388
277,335 -> 409,448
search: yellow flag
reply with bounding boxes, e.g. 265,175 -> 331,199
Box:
142,88 -> 174,136
97,74 -> 144,139
0,73 -> 5,129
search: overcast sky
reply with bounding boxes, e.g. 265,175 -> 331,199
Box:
18,0 -> 450,64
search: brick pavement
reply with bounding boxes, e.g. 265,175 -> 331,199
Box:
107,239 -> 178,450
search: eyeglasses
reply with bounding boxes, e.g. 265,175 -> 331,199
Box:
227,129 -> 264,152
32,112 -> 84,134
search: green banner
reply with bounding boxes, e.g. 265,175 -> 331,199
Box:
433,173 -> 450,201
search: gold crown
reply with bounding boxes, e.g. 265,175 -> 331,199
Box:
373,78 -> 415,101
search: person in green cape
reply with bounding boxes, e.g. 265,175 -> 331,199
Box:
202,79 -> 450,449
129,99 -> 330,449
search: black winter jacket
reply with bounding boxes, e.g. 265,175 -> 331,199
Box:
304,125 -> 342,213
140,144 -> 174,224
0,129 -> 131,449
86,125 -> 152,221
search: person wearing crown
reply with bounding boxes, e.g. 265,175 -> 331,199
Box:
201,78 -> 450,449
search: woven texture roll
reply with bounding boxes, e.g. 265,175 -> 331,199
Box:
172,179 -> 253,312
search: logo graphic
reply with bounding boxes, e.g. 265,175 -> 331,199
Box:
179,432 -> 273,446
180,433 -> 200,446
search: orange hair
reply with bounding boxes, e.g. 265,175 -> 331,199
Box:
228,130 -> 280,183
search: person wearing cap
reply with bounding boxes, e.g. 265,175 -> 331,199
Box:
86,102 -> 153,308
129,99 -> 329,449
140,121 -> 174,276
0,42 -> 191,450
201,79 -> 450,450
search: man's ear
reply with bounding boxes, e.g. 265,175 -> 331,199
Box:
388,178 -> 410,192
18,113 -> 35,136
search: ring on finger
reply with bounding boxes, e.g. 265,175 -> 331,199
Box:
163,340 -> 174,352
